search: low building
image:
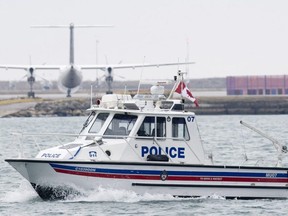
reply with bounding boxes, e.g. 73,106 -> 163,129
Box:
226,75 -> 288,95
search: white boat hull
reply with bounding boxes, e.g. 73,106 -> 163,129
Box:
6,159 -> 288,200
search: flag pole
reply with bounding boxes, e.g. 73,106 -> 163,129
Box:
168,70 -> 184,99
171,70 -> 199,107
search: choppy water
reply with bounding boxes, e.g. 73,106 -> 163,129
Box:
1,115 -> 288,216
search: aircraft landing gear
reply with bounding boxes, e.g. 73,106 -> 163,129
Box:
27,76 -> 36,98
28,91 -> 35,98
105,71 -> 113,95
67,89 -> 71,97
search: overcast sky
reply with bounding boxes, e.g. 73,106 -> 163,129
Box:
0,0 -> 288,81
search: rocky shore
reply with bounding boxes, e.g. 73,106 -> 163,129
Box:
2,96 -> 288,117
3,99 -> 91,117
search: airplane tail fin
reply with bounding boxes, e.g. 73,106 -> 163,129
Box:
31,23 -> 113,65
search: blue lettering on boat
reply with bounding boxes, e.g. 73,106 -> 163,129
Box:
75,167 -> 96,172
141,146 -> 185,158
41,153 -> 61,158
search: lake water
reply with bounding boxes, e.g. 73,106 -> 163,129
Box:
1,115 -> 288,216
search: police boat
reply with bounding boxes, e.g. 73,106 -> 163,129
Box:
5,71 -> 288,200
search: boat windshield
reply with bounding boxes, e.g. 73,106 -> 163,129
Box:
80,111 -> 96,132
89,113 -> 109,134
104,114 -> 137,137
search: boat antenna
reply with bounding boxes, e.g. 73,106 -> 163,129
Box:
90,84 -> 93,107
137,56 -> 146,95
186,38 -> 190,78
124,85 -> 127,95
95,39 -> 99,87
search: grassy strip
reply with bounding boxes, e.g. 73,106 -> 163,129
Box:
0,98 -> 44,105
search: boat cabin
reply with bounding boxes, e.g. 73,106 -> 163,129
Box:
36,91 -> 210,165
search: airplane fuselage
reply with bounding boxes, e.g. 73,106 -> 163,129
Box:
58,65 -> 82,96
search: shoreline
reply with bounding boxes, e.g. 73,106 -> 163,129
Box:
1,95 -> 288,117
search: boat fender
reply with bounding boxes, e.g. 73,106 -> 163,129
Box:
105,150 -> 111,156
147,154 -> 169,162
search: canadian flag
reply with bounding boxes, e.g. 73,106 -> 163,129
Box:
175,81 -> 199,107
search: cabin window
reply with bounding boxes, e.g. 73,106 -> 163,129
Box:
172,117 -> 190,140
137,116 -> 166,138
104,114 -> 137,137
89,113 -> 109,133
160,101 -> 173,109
172,104 -> 184,111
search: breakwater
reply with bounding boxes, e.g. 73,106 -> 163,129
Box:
3,99 -> 91,117
193,96 -> 288,115
2,96 -> 288,117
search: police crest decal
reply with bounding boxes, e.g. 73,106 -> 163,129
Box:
160,170 -> 168,181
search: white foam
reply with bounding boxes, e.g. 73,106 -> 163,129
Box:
201,194 -> 226,200
64,186 -> 177,203
2,182 -> 226,203
2,181 -> 38,203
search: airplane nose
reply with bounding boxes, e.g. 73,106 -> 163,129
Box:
29,67 -> 34,74
107,67 -> 112,74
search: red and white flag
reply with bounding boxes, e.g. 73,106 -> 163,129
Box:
175,81 -> 199,107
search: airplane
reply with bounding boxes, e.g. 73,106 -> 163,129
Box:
0,23 -> 193,97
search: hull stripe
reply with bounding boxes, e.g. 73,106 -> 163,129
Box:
132,183 -> 288,190
50,163 -> 288,178
50,163 -> 288,183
